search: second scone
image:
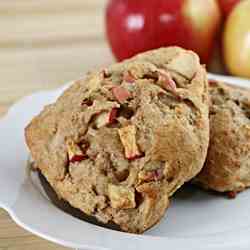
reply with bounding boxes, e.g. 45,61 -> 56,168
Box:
195,81 -> 250,195
25,47 -> 209,233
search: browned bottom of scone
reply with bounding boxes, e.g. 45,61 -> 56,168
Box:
38,170 -> 123,231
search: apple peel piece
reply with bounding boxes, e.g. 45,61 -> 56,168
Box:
227,191 -> 237,199
157,69 -> 177,94
112,86 -> 131,103
95,108 -> 118,128
66,140 -> 88,163
138,168 -> 164,182
118,125 -> 141,160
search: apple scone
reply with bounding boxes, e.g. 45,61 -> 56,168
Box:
25,47 -> 209,233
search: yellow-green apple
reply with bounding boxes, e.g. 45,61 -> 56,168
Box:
106,0 -> 221,64
223,0 -> 250,78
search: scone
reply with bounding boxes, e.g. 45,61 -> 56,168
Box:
195,81 -> 250,196
25,47 -> 209,233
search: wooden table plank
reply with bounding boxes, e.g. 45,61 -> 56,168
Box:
1,12 -> 104,47
0,44 -> 113,108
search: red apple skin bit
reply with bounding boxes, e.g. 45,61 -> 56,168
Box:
154,168 -> 164,180
209,80 -> 217,86
109,108 -> 118,123
112,86 -> 131,103
227,191 -> 237,199
127,152 -> 142,161
70,154 -> 88,163
158,71 -> 177,93
141,168 -> 164,182
127,151 -> 145,161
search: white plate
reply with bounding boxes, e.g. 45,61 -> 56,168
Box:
1,73 -> 250,250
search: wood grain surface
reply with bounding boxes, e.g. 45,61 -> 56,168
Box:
0,0 -> 110,249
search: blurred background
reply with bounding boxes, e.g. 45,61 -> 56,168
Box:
0,0 -> 110,117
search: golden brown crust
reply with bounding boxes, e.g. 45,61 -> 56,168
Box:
25,47 -> 209,233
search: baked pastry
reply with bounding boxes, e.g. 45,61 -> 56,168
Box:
25,47 -> 209,233
195,81 -> 250,196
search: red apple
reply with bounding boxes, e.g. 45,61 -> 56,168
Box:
106,0 -> 221,64
218,0 -> 241,17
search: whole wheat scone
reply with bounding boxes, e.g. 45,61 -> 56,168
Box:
195,81 -> 250,195
25,47 -> 209,233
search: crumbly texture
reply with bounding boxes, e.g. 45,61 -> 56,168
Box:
195,81 -> 250,193
25,47 -> 209,233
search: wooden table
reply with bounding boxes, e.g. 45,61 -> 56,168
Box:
0,1 -> 111,249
